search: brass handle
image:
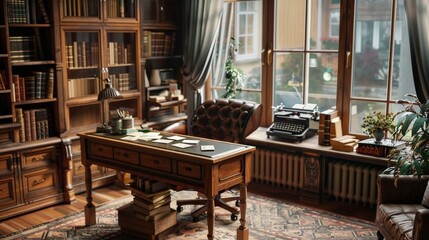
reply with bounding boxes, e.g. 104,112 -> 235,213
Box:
267,49 -> 272,66
32,156 -> 45,162
33,178 -> 46,186
346,51 -> 351,68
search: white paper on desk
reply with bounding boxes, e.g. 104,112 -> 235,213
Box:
167,136 -> 185,141
138,135 -> 163,141
172,143 -> 193,148
121,136 -> 138,141
126,132 -> 145,137
182,139 -> 199,144
153,139 -> 174,144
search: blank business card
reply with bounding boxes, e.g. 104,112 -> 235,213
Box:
201,145 -> 215,151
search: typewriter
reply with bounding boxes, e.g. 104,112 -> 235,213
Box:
267,103 -> 318,142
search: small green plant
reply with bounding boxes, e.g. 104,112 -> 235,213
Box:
361,111 -> 395,136
222,38 -> 245,99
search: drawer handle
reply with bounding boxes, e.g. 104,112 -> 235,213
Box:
33,178 -> 46,186
32,156 -> 45,162
78,165 -> 83,170
185,167 -> 192,172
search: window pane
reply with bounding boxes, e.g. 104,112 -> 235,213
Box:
351,0 -> 392,99
273,52 -> 304,107
391,0 -> 416,100
349,100 -> 387,134
275,0 -> 306,50
308,53 -> 338,110
309,0 -> 339,50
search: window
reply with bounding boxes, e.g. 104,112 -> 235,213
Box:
208,0 -> 416,136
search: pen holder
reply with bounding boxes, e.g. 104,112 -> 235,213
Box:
121,117 -> 134,129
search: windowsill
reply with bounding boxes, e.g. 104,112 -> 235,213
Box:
245,127 -> 390,167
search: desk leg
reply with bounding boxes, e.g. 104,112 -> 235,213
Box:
207,196 -> 215,240
237,183 -> 249,240
84,163 -> 96,226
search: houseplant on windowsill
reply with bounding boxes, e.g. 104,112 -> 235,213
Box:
361,111 -> 395,143
389,94 -> 429,179
222,38 -> 245,99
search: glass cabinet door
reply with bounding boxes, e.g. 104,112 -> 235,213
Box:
61,0 -> 137,22
65,31 -> 100,99
61,0 -> 101,19
105,31 -> 137,92
104,0 -> 138,21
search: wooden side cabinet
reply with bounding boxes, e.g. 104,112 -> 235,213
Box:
0,141 -> 64,221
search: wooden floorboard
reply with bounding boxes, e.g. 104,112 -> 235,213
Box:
0,185 -> 131,236
0,182 -> 375,237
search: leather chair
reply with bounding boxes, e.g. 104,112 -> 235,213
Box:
375,174 -> 429,240
163,98 -> 262,221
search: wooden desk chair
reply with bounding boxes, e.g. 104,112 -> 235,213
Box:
163,98 -> 262,222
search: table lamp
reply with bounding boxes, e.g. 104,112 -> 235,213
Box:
96,78 -> 120,133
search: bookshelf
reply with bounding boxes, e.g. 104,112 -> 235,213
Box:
57,1 -> 142,201
141,0 -> 185,128
0,0 -> 64,221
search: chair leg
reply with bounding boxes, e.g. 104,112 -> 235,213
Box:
376,230 -> 384,240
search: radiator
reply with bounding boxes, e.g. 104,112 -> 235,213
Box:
252,148 -> 384,207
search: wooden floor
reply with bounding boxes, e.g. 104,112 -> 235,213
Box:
0,182 -> 375,237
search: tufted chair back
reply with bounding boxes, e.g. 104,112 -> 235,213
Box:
189,99 -> 262,143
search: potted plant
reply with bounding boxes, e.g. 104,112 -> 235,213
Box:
389,94 -> 429,179
222,38 -> 245,99
361,111 -> 395,143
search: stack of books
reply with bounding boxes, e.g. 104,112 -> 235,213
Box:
118,178 -> 177,239
356,138 -> 406,157
318,109 -> 339,146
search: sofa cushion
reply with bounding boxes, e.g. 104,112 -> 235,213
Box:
376,204 -> 426,240
421,181 -> 429,208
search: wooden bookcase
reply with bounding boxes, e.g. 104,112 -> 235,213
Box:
0,0 -> 64,220
55,0 -> 143,201
141,0 -> 186,129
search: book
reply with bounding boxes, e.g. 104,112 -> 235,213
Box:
318,109 -> 338,146
15,108 -> 25,142
24,75 -> 36,100
47,68 -> 54,98
130,188 -> 171,204
118,203 -> 176,235
133,195 -> 171,211
356,138 -> 406,157
132,201 -> 171,217
330,135 -> 359,152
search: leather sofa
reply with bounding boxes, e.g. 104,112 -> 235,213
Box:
375,174 -> 429,240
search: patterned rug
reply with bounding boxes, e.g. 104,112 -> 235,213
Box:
3,191 -> 378,240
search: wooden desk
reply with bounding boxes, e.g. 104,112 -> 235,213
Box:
79,132 -> 255,240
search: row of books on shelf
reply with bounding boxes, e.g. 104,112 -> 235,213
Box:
68,78 -> 99,98
7,0 -> 49,24
119,176 -> 176,237
9,35 -> 38,63
105,0 -> 135,18
107,42 -> 134,66
15,108 -> 50,142
0,71 -> 8,90
142,30 -> 176,58
356,138 -> 406,157
63,0 -> 99,17
108,73 -> 135,91
66,42 -> 99,69
12,69 -> 55,102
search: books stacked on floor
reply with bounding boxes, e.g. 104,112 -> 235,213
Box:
118,177 -> 176,239
356,138 -> 406,157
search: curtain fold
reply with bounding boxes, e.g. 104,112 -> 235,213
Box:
212,3 -> 233,92
182,0 -> 223,131
404,0 -> 429,103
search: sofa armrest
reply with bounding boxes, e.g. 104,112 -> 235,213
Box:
413,208 -> 429,240
377,174 -> 429,205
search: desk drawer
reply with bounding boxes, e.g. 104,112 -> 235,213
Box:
178,161 -> 201,180
0,177 -> 16,207
114,148 -> 139,165
23,167 -> 58,200
0,154 -> 13,176
89,143 -> 113,159
21,147 -> 56,170
140,154 -> 171,173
